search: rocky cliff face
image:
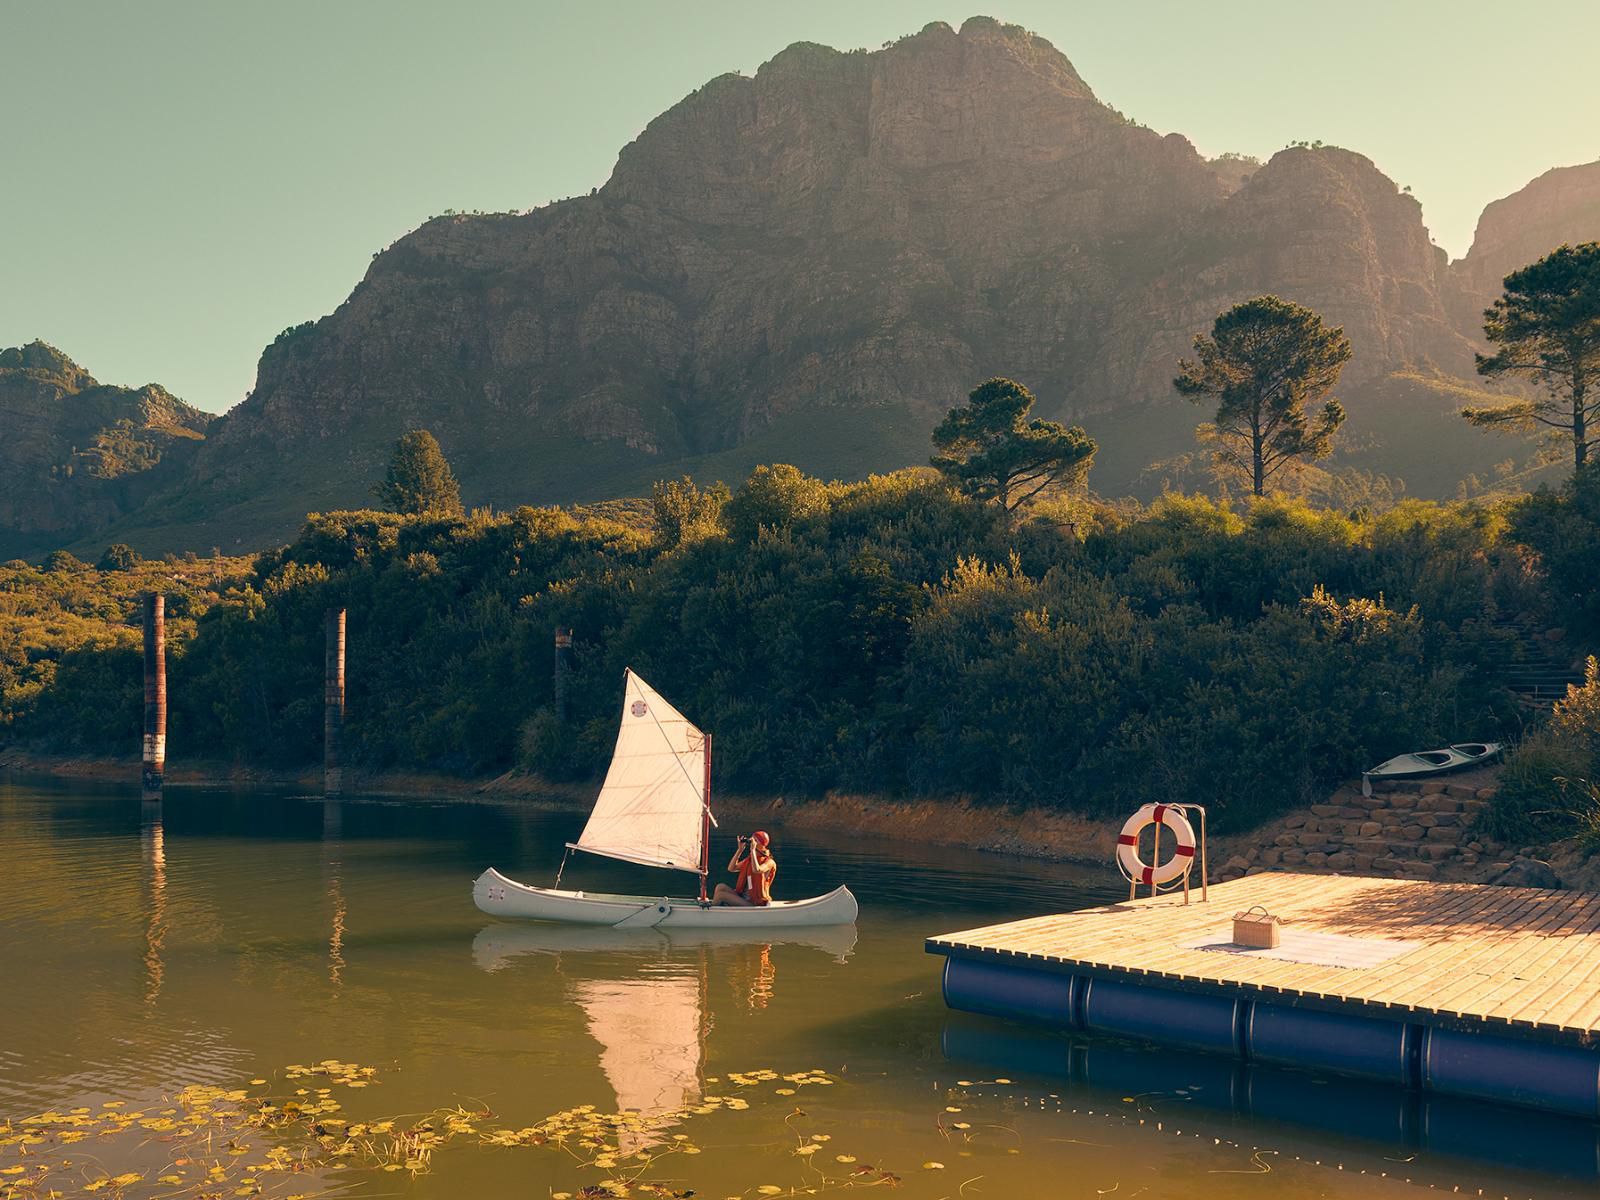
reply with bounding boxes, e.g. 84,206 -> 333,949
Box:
74,19 -> 1600,550
188,18 -> 1229,528
1449,160 -> 1600,326
1101,146 -> 1471,403
0,342 -> 210,556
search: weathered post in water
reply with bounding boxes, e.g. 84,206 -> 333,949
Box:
324,607 -> 346,797
554,626 -> 572,724
141,593 -> 166,799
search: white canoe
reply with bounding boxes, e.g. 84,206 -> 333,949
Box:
473,867 -> 859,928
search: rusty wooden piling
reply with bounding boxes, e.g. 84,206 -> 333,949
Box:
324,607 -> 346,796
554,626 -> 572,724
141,594 -> 166,799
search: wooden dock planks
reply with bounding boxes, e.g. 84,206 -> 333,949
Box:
928,873 -> 1600,1044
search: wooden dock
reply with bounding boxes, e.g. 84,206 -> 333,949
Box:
928,872 -> 1600,1046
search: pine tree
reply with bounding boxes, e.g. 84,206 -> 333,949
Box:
1174,296 -> 1351,497
931,378 -> 1096,523
1464,242 -> 1600,474
373,430 -> 463,516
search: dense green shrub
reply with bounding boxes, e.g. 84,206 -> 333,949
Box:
3,472 -> 1552,832
1481,659 -> 1600,844
96,543 -> 141,571
0,555 -> 250,737
721,464 -> 831,542
1509,465 -> 1600,639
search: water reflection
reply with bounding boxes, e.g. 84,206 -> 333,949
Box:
942,1019 -> 1600,1185
470,922 -> 858,970
140,801 -> 166,1005
324,801 -> 346,990
472,921 -> 855,1148
574,971 -> 704,1151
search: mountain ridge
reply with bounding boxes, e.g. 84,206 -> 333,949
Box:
12,17 -> 1600,556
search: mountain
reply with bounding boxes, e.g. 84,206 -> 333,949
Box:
0,342 -> 210,558
1450,160 -> 1600,325
37,19 -> 1600,552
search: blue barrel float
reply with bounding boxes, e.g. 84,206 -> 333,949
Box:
938,954 -> 1600,1121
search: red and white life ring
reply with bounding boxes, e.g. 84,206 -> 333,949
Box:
1116,803 -> 1196,887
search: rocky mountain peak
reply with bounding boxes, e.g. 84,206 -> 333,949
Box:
20,21 -> 1600,555
1454,159 -> 1600,300
0,340 -> 95,391
0,345 -> 210,556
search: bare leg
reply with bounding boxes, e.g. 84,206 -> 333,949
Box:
712,883 -> 752,907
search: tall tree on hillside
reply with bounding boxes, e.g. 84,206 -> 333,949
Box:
931,378 -> 1096,523
1174,296 -> 1351,497
373,430 -> 463,516
1463,242 -> 1600,474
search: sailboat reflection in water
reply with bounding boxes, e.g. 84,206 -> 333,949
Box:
473,920 -> 853,1150
475,927 -> 851,1151
572,971 -> 704,1153
474,670 -> 857,927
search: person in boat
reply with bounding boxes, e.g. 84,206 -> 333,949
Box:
712,831 -> 776,906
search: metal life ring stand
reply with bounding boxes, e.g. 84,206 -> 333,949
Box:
1115,802 -> 1209,905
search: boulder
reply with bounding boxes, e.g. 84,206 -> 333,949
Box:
1490,859 -> 1561,889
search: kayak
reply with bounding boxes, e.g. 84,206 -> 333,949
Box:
1362,742 -> 1503,795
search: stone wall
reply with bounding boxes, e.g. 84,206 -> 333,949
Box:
1213,766 -> 1566,888
1250,779 -> 1497,878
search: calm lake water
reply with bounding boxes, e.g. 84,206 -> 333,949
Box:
2,774 -> 1595,1200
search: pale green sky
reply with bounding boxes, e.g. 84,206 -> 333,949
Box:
4,1 -> 1596,413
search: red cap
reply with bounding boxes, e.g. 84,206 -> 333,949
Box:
751,830 -> 770,847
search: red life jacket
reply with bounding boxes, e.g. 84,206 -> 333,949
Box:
736,852 -> 776,905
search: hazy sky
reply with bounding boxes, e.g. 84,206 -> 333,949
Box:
4,1 -> 1596,414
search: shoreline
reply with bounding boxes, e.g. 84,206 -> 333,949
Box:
0,749 -> 1118,867
8,749 -> 1585,889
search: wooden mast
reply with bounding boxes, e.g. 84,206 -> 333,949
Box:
699,732 -> 713,902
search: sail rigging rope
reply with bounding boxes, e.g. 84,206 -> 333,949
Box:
553,846 -> 572,889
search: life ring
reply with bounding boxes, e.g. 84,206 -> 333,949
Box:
1116,803 -> 1196,886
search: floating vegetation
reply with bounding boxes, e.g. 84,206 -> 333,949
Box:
0,1062 -> 902,1199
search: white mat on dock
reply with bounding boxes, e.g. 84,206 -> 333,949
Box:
1181,928 -> 1421,968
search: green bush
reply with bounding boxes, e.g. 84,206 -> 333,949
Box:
42,549 -> 86,574
4,472 -> 1534,831
721,464 -> 830,542
1509,465 -> 1600,638
1481,659 -> 1600,845
96,543 -> 141,571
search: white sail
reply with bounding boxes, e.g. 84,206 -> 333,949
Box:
569,670 -> 714,872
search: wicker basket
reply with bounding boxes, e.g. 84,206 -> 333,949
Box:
1233,905 -> 1282,948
